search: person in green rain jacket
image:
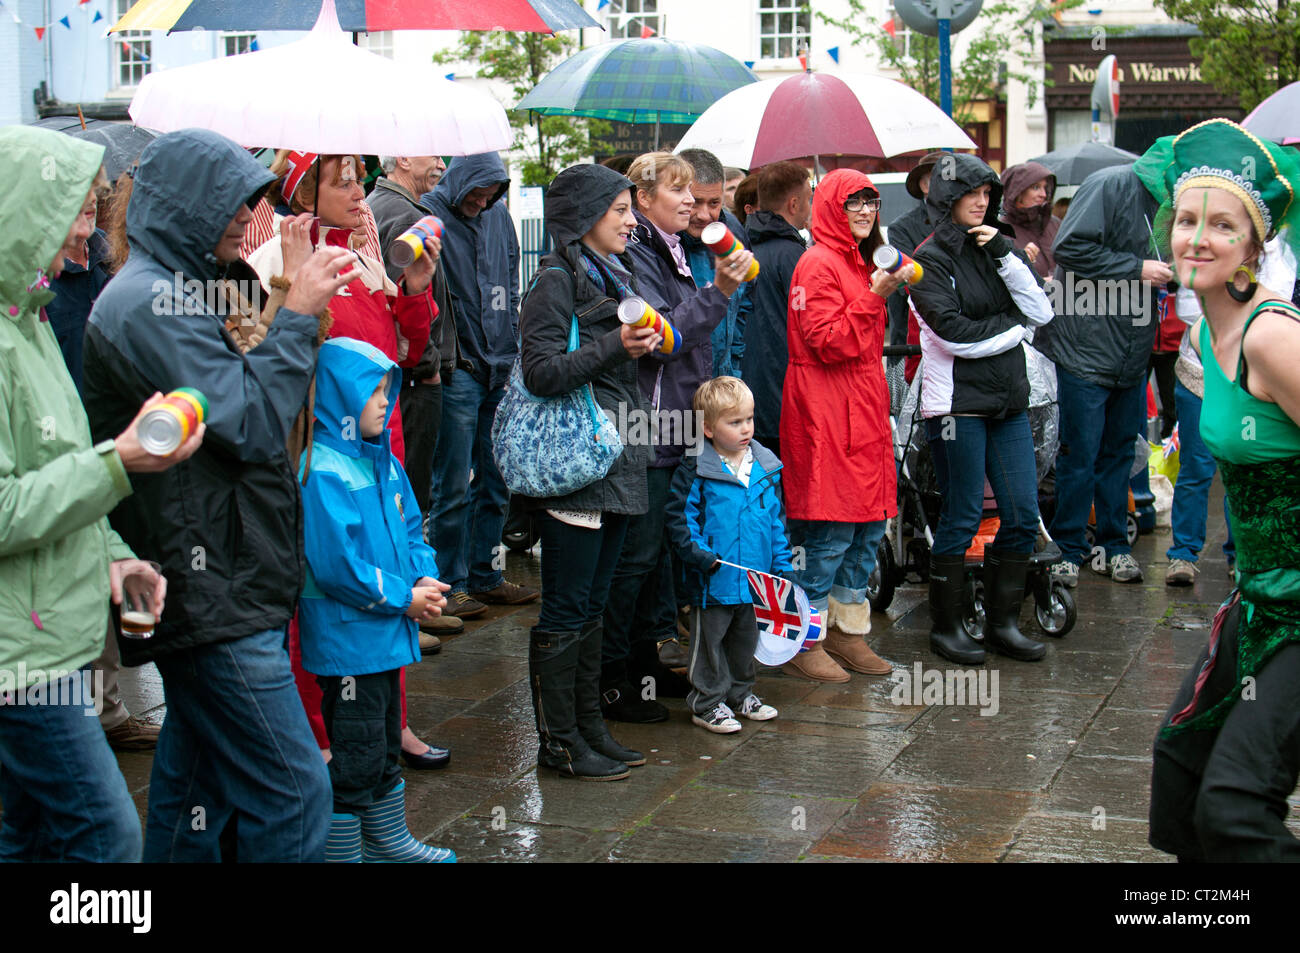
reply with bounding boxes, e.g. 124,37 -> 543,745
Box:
0,126 -> 199,861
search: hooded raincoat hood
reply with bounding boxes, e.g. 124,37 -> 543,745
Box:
127,128 -> 275,282
810,168 -> 880,261
0,127 -> 105,318
924,153 -> 1010,257
312,337 -> 400,458
430,152 -> 509,214
999,161 -> 1059,277
544,164 -> 635,249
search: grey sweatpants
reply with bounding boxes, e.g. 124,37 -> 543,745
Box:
687,604 -> 759,715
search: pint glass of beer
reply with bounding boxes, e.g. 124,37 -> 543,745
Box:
118,561 -> 162,640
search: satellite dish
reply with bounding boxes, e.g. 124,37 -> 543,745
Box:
893,0 -> 984,37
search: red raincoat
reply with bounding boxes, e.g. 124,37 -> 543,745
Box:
780,169 -> 897,523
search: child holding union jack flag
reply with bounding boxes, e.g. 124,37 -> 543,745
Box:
666,378 -> 793,733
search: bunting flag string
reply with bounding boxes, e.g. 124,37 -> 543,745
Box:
826,45 -> 839,64
5,0 -> 108,39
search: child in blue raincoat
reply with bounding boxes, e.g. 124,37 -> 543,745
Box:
298,336 -> 454,863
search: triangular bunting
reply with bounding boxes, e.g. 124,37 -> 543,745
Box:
597,0 -> 609,8
640,24 -> 655,38
35,26 -> 45,40
883,19 -> 897,38
798,53 -> 807,71
445,72 -> 456,81
59,15 -> 70,28
92,10 -> 103,21
249,38 -> 259,50
744,60 -> 755,69
827,46 -> 839,64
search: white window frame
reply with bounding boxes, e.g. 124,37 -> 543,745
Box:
604,0 -> 663,40
884,0 -> 915,61
756,0 -> 811,63
356,31 -> 394,59
112,0 -> 152,91
221,31 -> 257,57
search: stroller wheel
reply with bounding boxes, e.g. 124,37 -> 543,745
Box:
868,538 -> 896,612
1035,584 -> 1077,637
961,577 -> 985,642
1126,513 -> 1139,547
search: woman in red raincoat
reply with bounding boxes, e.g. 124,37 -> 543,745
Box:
780,169 -> 905,682
248,152 -> 448,770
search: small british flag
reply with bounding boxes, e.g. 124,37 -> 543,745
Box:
747,569 -> 819,665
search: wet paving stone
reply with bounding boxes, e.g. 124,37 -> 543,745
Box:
924,689 -> 1103,739
1004,813 -> 1171,863
463,679 -> 534,723
1044,755 -> 1155,822
471,764 -> 698,831
431,815 -> 621,863
699,727 -> 910,798
605,824 -> 812,863
1106,658 -> 1188,713
974,651 -> 1124,696
882,729 -> 1075,791
405,771 -> 513,839
1073,708 -> 1165,759
422,714 -> 539,781
446,615 -> 532,659
649,784 -> 854,841
811,783 -> 1041,862
399,692 -> 477,734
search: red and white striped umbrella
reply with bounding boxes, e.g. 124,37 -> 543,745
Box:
675,72 -> 976,169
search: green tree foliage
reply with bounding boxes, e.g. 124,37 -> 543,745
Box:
1155,0 -> 1300,111
817,1 -> 1082,126
434,30 -> 610,186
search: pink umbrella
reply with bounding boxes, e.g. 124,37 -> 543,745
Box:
1243,82 -> 1300,147
676,71 -> 976,169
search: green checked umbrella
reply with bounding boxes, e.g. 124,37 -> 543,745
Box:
516,39 -> 758,148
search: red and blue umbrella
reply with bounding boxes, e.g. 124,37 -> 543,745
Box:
112,0 -> 598,33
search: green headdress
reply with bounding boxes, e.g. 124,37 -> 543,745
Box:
1134,117 -> 1300,261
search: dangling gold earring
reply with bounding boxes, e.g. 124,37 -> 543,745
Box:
1225,264 -> 1257,303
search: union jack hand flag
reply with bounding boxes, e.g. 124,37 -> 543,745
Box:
747,569 -> 821,665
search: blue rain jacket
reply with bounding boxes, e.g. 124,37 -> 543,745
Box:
666,439 -> 794,607
297,338 -> 440,676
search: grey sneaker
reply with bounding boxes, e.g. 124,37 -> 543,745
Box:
691,704 -> 742,734
1050,560 -> 1080,588
1165,558 -> 1197,587
1109,553 -> 1144,583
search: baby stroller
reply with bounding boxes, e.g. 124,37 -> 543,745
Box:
869,344 -> 1077,639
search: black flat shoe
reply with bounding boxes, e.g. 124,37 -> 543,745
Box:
401,744 -> 451,770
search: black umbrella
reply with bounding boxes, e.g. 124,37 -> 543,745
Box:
29,116 -> 157,181
1030,141 -> 1138,186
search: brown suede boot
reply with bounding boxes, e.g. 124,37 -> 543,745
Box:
782,641 -> 850,683
823,598 -> 892,675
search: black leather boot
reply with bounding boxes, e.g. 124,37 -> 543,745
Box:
576,620 -> 646,766
982,548 -> 1047,662
529,628 -> 630,780
599,658 -> 669,723
929,553 -> 985,665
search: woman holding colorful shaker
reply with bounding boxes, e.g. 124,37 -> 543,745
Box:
517,163 -> 661,779
909,153 -> 1054,666
599,152 -> 753,723
781,170 -> 905,683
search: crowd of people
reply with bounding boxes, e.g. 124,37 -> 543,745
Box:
2,112 -> 1299,863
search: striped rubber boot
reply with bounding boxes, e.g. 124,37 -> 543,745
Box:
325,812 -> 362,863
360,780 -> 456,863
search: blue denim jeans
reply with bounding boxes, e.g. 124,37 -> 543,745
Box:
927,412 -> 1039,556
1050,366 -> 1146,564
0,667 -> 141,862
1168,379 -> 1235,563
788,519 -> 887,615
429,371 -> 511,593
144,627 -> 331,862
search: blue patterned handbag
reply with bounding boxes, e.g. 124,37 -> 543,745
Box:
491,310 -> 624,498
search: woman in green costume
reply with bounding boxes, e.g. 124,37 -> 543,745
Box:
1140,119 -> 1300,861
